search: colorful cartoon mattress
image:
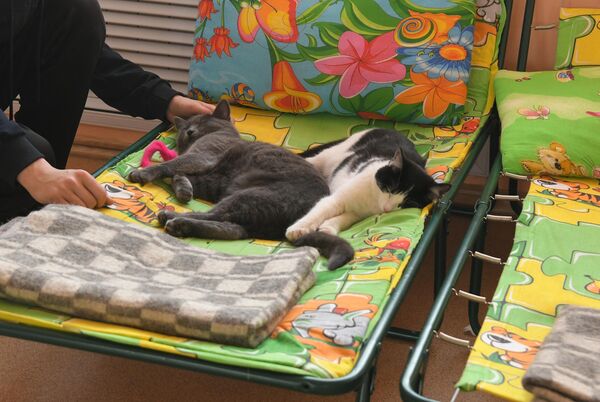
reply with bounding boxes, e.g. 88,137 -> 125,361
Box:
0,5 -> 505,380
457,175 -> 600,400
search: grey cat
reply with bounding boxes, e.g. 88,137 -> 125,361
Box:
128,100 -> 354,269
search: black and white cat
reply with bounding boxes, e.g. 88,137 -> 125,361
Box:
128,101 -> 353,269
286,129 -> 450,241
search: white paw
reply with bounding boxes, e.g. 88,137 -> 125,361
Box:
286,222 -> 316,241
318,224 -> 338,236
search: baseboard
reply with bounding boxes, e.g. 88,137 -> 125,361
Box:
80,110 -> 161,132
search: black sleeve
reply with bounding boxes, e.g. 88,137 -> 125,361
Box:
90,43 -> 180,121
0,113 -> 43,191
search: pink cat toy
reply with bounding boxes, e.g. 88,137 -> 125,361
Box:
140,141 -> 177,168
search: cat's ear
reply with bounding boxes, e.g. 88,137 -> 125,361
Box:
428,183 -> 451,201
173,116 -> 187,131
390,148 -> 404,169
212,100 -> 231,121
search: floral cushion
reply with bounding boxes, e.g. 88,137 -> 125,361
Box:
188,0 -> 477,125
555,8 -> 600,69
497,67 -> 600,179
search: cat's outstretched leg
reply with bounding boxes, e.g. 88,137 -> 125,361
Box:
286,195 -> 344,241
158,209 -> 247,239
164,218 -> 247,239
157,210 -> 215,226
129,153 -> 215,185
318,212 -> 358,235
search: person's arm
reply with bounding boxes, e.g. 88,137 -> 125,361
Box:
0,113 -> 43,192
17,159 -> 112,208
90,44 -> 214,122
1,114 -> 111,208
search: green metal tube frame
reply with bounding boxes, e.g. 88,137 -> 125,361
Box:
466,0 -> 535,341
0,114 -> 494,398
400,155 -> 503,402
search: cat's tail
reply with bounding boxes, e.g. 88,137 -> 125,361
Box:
292,232 -> 354,270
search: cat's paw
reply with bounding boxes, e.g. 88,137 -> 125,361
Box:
174,187 -> 193,203
164,217 -> 191,238
172,176 -> 193,203
128,168 -> 155,185
157,210 -> 177,227
286,221 -> 317,241
318,224 -> 338,236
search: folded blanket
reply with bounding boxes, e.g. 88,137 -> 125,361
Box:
0,205 -> 318,348
523,305 -> 600,402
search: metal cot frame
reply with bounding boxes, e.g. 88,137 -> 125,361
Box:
400,1 -> 537,400
0,6 -> 511,397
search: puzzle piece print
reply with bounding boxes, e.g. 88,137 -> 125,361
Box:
542,251 -> 600,300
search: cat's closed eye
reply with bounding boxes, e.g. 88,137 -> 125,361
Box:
186,129 -> 195,136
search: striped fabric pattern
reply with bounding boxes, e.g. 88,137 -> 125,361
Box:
523,305 -> 600,402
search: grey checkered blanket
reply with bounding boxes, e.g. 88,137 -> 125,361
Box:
0,205 -> 318,348
523,305 -> 600,402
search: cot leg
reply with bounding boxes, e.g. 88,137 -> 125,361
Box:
355,364 -> 376,402
405,345 -> 430,398
467,224 -> 487,335
489,108 -> 500,164
416,349 -> 430,395
508,178 -> 522,215
433,214 -> 449,296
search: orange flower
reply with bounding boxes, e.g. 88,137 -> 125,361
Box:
193,38 -> 210,62
198,0 -> 217,20
238,0 -> 298,43
208,27 -> 238,58
394,70 -> 467,119
263,61 -> 322,113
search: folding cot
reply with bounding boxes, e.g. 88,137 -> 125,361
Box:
402,1 -> 600,400
0,1 -> 509,400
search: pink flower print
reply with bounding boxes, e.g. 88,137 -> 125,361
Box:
314,31 -> 406,99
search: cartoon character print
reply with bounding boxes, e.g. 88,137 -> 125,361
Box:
555,70 -> 574,82
585,275 -> 600,295
522,142 -> 587,176
223,83 -> 259,108
460,116 -> 481,133
481,327 -> 541,370
533,176 -> 600,208
432,116 -> 481,139
102,180 -> 158,224
476,0 -> 502,23
278,294 -> 378,364
188,86 -> 214,103
351,234 -> 410,263
292,303 -> 371,346
428,165 -> 449,184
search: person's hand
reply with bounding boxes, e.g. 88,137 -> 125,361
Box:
166,95 -> 215,122
17,159 -> 113,208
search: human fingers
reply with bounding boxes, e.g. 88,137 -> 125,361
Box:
62,191 -> 88,208
73,182 -> 98,208
79,171 -> 114,207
